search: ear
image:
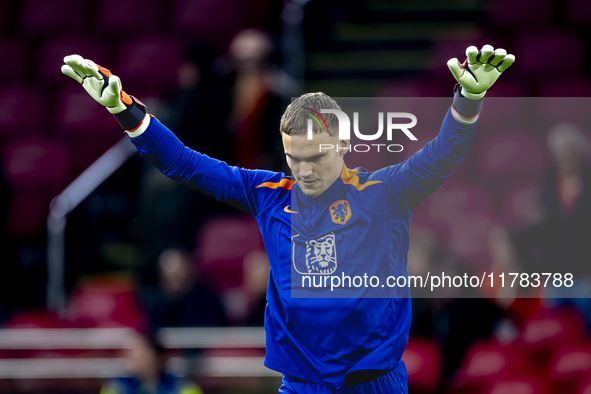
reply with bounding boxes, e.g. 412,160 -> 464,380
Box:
338,139 -> 350,157
281,132 -> 292,154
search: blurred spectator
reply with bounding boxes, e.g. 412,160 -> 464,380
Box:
228,28 -> 297,170
544,123 -> 590,217
144,249 -> 227,329
511,123 -> 591,326
138,45 -> 238,258
164,44 -> 235,164
100,332 -> 203,394
0,162 -> 13,321
409,231 -> 504,376
65,157 -> 144,288
167,28 -> 296,172
164,27 -> 296,170
229,28 -> 278,169
488,226 -> 542,324
243,251 -> 270,326
512,123 -> 591,275
219,250 -> 269,326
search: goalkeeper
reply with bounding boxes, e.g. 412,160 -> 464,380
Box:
62,45 -> 514,393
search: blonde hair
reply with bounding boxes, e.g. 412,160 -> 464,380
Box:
280,92 -> 341,136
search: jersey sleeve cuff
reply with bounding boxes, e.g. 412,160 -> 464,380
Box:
451,84 -> 483,124
126,114 -> 151,138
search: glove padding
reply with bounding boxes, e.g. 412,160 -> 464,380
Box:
61,55 -> 131,114
447,45 -> 515,99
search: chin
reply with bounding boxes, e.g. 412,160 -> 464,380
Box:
302,188 -> 323,198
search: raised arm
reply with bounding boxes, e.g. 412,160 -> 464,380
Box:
390,45 -> 515,212
61,55 -> 281,215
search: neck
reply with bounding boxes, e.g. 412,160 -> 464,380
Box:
309,160 -> 345,198
329,160 -> 345,185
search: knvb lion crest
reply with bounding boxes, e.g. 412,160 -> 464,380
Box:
292,233 -> 337,275
329,200 -> 352,225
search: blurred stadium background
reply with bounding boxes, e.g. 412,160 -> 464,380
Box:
1,0 -> 591,393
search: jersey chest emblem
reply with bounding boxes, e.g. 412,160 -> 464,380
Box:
329,200 -> 352,225
292,233 -> 337,275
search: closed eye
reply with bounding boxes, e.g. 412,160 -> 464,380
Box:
286,153 -> 326,163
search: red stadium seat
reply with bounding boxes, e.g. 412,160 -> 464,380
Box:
519,306 -> 587,374
488,0 -> 552,26
7,189 -> 52,238
513,30 -> 582,77
478,96 -> 529,130
196,215 -> 265,291
0,0 -> 10,32
0,39 -> 30,83
487,376 -> 548,394
96,0 -> 165,34
474,132 -> 546,185
536,98 -> 590,129
402,337 -> 442,391
484,79 -> 529,98
66,135 -> 125,177
499,182 -> 543,227
38,37 -> 110,84
19,0 -> 89,36
521,307 -> 586,349
55,85 -> 126,175
579,379 -> 591,394
444,209 -> 497,263
2,137 -> 70,189
172,0 -> 244,45
2,138 -> 71,236
5,310 -> 66,329
416,180 -> 497,261
550,345 -> 591,394
0,86 -> 45,135
56,87 -> 120,136
455,340 -> 530,390
568,0 -> 591,24
538,78 -> 591,97
115,37 -> 181,96
379,78 -> 448,98
67,275 -> 146,331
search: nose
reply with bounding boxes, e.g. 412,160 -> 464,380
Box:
299,162 -> 313,178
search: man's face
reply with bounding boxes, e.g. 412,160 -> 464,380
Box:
282,131 -> 349,197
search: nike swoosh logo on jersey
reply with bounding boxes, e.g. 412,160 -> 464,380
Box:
284,205 -> 298,214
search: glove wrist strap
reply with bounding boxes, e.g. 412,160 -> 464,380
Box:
451,84 -> 483,124
113,96 -> 148,131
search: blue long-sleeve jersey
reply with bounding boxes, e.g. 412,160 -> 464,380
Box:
129,107 -> 477,389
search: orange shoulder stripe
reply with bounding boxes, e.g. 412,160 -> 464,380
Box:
340,165 -> 382,191
256,178 -> 296,190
